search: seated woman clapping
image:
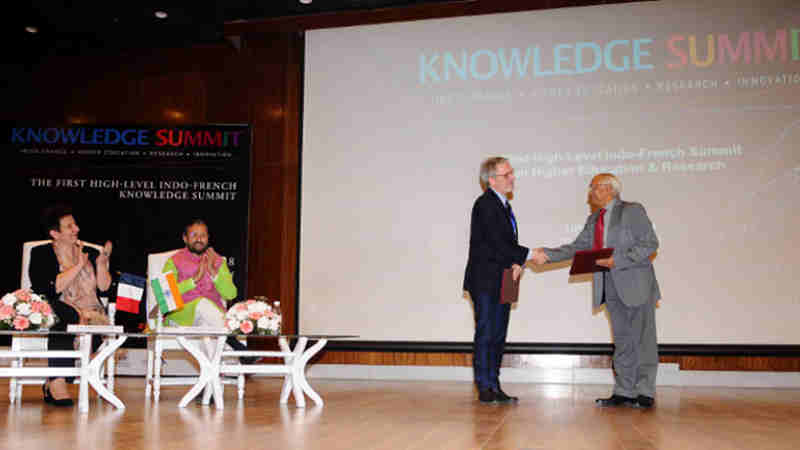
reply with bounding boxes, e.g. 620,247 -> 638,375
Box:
29,205 -> 112,407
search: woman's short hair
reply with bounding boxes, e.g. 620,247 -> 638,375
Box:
41,204 -> 73,235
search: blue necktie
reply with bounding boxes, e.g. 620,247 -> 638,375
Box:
506,202 -> 517,237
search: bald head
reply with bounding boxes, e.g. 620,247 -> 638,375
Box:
589,173 -> 621,207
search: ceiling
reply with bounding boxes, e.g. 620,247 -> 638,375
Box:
5,0 -> 644,64
5,1 -> 461,61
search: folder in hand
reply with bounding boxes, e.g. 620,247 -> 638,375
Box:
569,248 -> 614,275
500,268 -> 519,304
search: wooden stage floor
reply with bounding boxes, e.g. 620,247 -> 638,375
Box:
2,377 -> 799,450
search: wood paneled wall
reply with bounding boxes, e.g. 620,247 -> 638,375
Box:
3,34 -> 304,339
314,352 -> 800,371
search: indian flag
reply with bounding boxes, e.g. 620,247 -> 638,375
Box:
151,272 -> 184,314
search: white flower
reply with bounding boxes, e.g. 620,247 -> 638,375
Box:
235,309 -> 248,321
29,312 -> 43,325
264,317 -> 280,333
227,318 -> 241,332
45,315 -> 56,327
15,303 -> 31,315
2,294 -> 16,306
256,316 -> 270,330
30,294 -> 42,302
252,302 -> 268,313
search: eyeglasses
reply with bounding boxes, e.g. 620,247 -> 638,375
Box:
493,170 -> 514,178
588,182 -> 610,190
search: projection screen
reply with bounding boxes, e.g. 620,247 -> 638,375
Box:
300,0 -> 800,344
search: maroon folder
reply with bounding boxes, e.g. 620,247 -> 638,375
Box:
500,268 -> 519,304
569,248 -> 614,275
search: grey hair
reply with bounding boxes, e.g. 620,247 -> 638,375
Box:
479,157 -> 508,188
597,173 -> 622,196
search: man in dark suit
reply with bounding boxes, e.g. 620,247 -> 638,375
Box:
463,157 -> 529,404
532,173 -> 660,408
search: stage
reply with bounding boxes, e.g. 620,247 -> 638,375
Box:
2,377 -> 799,449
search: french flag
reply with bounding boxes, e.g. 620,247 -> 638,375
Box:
116,273 -> 146,314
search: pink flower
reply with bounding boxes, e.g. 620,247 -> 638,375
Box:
13,316 -> 30,330
14,289 -> 31,302
266,311 -> 276,319
246,299 -> 256,305
31,301 -> 47,313
0,305 -> 14,320
239,320 -> 254,334
39,302 -> 52,315
235,303 -> 248,312
248,311 -> 264,320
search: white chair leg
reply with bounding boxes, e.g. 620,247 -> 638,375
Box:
145,345 -> 154,398
10,338 -> 22,404
78,334 -> 91,413
279,372 -> 293,404
16,370 -> 24,403
106,345 -> 116,393
201,338 -> 215,405
237,374 -> 245,400
153,339 -> 163,402
9,359 -> 19,404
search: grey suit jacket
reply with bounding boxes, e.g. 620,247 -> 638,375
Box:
543,199 -> 661,307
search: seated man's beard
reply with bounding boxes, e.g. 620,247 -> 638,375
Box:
189,242 -> 209,255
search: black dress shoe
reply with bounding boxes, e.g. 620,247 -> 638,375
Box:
635,395 -> 655,408
493,388 -> 519,404
196,395 -> 215,405
43,384 -> 74,407
239,356 -> 260,365
478,389 -> 497,403
595,394 -> 636,407
42,384 -> 53,404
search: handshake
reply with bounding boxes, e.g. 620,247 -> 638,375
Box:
511,248 -> 550,281
528,248 -> 549,266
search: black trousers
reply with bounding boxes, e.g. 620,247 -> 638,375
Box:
47,299 -> 101,381
471,290 -> 510,391
226,336 -> 247,351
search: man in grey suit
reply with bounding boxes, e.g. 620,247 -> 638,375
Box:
531,173 -> 660,408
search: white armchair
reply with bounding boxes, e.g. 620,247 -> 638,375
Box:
8,240 -> 117,404
144,249 -> 242,402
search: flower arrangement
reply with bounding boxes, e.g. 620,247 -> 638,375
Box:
0,289 -> 57,331
224,298 -> 281,335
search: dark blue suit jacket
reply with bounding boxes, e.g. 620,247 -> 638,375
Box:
463,189 -> 529,296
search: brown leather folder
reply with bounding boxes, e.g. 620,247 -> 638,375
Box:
500,268 -> 519,304
569,248 -> 614,275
